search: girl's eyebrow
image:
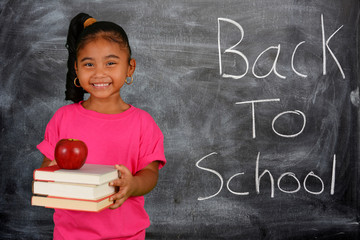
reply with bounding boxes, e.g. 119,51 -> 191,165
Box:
80,57 -> 93,62
79,55 -> 120,62
105,54 -> 120,59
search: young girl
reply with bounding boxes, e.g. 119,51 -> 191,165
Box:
37,13 -> 166,239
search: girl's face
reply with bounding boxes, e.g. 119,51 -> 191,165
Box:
75,37 -> 135,101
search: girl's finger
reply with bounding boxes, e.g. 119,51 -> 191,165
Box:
110,178 -> 121,186
110,190 -> 126,201
109,198 -> 125,209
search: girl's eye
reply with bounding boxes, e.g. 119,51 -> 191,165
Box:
84,63 -> 93,67
107,62 -> 116,66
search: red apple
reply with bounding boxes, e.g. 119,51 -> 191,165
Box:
54,139 -> 88,169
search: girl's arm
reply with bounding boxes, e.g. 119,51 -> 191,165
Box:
109,161 -> 159,209
40,156 -> 57,168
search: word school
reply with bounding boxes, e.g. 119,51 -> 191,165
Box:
196,152 -> 336,200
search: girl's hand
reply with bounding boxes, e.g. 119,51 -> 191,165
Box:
108,161 -> 159,209
40,157 -> 58,168
49,160 -> 58,166
109,165 -> 135,209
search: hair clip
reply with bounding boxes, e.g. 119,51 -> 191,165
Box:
84,18 -> 96,28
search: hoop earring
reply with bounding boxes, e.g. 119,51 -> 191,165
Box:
74,77 -> 81,88
125,76 -> 133,85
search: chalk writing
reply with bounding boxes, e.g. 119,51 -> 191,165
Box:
321,14 -> 345,79
196,152 -> 336,200
235,99 -> 280,139
271,110 -> 306,138
197,14 -> 343,201
218,14 -> 345,80
291,41 -> 307,78
196,152 -> 223,201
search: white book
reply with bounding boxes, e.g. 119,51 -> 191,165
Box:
31,194 -> 114,212
33,181 -> 116,200
33,164 -> 119,185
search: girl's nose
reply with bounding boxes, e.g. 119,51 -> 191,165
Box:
94,66 -> 106,77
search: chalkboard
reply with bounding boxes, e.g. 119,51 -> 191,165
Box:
0,0 -> 359,239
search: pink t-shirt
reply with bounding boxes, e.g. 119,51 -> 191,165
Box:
37,102 -> 166,240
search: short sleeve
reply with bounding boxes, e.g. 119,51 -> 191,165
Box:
137,113 -> 166,171
37,110 -> 60,160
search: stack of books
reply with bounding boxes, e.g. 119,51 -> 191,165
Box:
31,164 -> 119,212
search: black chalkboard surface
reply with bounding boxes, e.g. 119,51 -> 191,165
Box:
0,0 -> 359,239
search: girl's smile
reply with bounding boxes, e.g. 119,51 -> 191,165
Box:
90,79 -> 112,89
92,83 -> 111,88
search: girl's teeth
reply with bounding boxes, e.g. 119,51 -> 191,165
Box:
93,83 -> 110,87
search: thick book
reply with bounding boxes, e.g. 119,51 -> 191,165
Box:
33,181 -> 115,200
31,194 -> 114,212
33,164 -> 119,185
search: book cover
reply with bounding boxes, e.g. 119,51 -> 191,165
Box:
31,194 -> 114,212
33,181 -> 116,200
33,164 -> 119,185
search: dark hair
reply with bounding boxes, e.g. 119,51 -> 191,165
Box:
65,13 -> 132,103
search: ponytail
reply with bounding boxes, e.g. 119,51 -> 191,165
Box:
65,13 -> 94,103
